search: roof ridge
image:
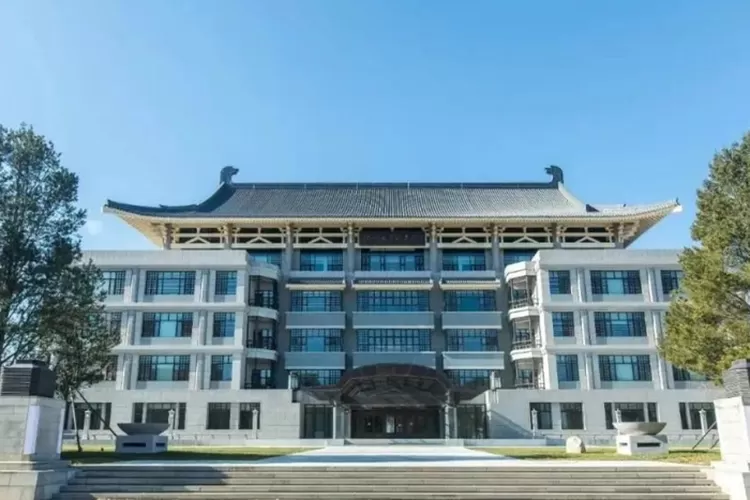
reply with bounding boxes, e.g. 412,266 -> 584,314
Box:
230,181 -> 559,190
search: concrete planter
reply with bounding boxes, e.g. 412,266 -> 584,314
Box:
613,422 -> 666,436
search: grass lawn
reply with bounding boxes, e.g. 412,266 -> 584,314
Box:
61,445 -> 309,464
478,447 -> 721,466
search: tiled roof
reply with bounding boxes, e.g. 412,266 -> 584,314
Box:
104,168 -> 679,220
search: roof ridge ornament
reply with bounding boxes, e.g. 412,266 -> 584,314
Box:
545,165 -> 564,185
220,165 -> 239,185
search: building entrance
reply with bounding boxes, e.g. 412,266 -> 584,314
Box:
351,407 -> 441,439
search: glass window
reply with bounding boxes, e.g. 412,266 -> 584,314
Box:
503,250 -> 538,266
300,251 -> 344,271
291,370 -> 342,387
291,291 -> 342,312
444,290 -> 495,311
214,271 -> 237,295
246,369 -> 275,389
552,312 -> 575,337
361,250 -> 425,271
247,251 -> 282,266
560,403 -> 584,430
594,312 -> 646,337
250,289 -> 277,308
442,251 -> 486,271
599,355 -> 652,382
549,271 -> 571,295
356,330 -> 431,352
210,355 -> 233,381
101,271 -> 126,295
67,402 -> 111,431
247,328 -> 276,350
456,404 -> 487,439
133,402 -> 186,430
557,355 -> 579,382
289,329 -> 343,352
239,403 -> 261,429
447,370 -> 491,390
142,313 -> 193,338
144,271 -> 196,295
206,403 -> 231,430
661,270 -> 683,297
446,330 -> 499,351
356,291 -> 429,312
530,403 -> 552,430
137,355 -> 190,381
303,405 -> 333,439
672,366 -> 709,382
212,312 -> 235,338
679,402 -> 716,430
590,270 -> 641,295
604,402 -> 658,429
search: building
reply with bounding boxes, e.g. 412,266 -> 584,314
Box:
74,166 -> 721,444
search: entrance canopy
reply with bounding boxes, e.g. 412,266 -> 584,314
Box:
302,363 -> 486,407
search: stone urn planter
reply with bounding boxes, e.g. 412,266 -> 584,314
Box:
117,423 -> 169,436
613,422 -> 666,436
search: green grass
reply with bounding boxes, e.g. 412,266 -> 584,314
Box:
61,445 -> 310,464
478,447 -> 721,465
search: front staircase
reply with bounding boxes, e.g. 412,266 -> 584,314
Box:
53,464 -> 728,499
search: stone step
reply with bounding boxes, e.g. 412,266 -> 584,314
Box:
77,466 -> 703,473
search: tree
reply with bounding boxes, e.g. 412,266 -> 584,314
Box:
661,131 -> 750,382
0,124 -> 88,364
42,262 -> 118,452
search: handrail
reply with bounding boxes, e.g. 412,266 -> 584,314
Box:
691,420 -> 718,451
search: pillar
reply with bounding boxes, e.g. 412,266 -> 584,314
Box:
332,404 -> 338,439
83,410 -> 92,440
192,354 -> 204,391
443,405 -> 451,440
252,408 -> 259,439
346,224 -> 355,273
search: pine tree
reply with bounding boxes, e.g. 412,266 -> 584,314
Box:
661,131 -> 750,381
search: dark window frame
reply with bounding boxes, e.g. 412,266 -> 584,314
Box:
447,370 -> 491,391
142,312 -> 193,338
239,403 -> 261,429
356,329 -> 432,352
557,355 -> 580,382
530,402 -> 553,430
206,403 -> 231,430
212,312 -> 236,338
292,370 -> 342,387
444,290 -> 496,312
679,402 -> 716,430
446,330 -> 499,351
356,290 -> 429,312
144,271 -> 196,295
289,329 -> 343,352
441,251 -> 487,271
549,270 -> 571,295
214,271 -> 237,295
590,270 -> 642,295
137,355 -> 190,382
552,312 -> 575,337
291,291 -> 342,312
560,403 -> 584,430
300,251 -> 344,272
102,271 -> 126,295
361,250 -> 425,271
661,270 -> 683,297
599,355 -> 652,382
594,312 -> 647,337
210,355 -> 233,382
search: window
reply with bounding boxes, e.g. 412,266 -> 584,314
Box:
552,312 -> 575,337
133,402 -> 186,429
604,402 -> 658,429
456,404 -> 487,439
590,270 -> 641,295
101,271 -> 126,295
447,370 -> 491,390
211,355 -> 233,381
679,402 -> 716,430
361,250 -> 425,271
212,312 -> 235,338
530,403 -> 552,430
356,291 -> 429,312
142,313 -> 193,338
137,355 -> 190,381
103,355 -> 118,382
549,271 -> 571,295
214,271 -> 237,295
557,355 -> 579,382
503,250 -> 537,266
356,330 -> 431,352
661,270 -> 683,297
246,369 -> 275,389
446,330 -> 499,351
599,355 -> 652,382
144,271 -> 195,295
291,291 -> 342,312
247,250 -> 282,267
442,251 -> 486,271
250,289 -> 277,308
594,312 -> 646,337
292,370 -> 342,387
672,366 -> 709,382
67,402 -> 111,431
444,291 -> 495,311
248,328 -> 276,350
289,329 -> 343,352
300,251 -> 344,272
303,405 -> 332,438
239,403 -> 261,429
511,320 -> 537,348
206,403 -> 231,430
560,403 -> 584,430
107,312 -> 123,336
515,363 -> 544,389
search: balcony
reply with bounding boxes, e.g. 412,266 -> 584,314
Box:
249,290 -> 279,320
352,351 -> 436,369
507,277 -> 539,320
442,351 -> 505,370
249,260 -> 281,281
285,351 -> 346,370
514,359 -> 545,389
352,311 -> 435,329
245,334 -> 278,361
353,271 -> 432,290
442,311 -> 503,329
285,311 -> 346,329
440,269 -> 500,291
287,271 -> 346,291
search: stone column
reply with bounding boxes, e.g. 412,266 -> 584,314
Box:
331,404 -> 338,440
83,410 -> 92,440
443,405 -> 451,440
252,409 -> 259,439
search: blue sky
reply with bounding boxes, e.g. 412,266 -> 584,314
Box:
1,0 -> 749,250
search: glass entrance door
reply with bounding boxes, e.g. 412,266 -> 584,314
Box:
351,407 -> 440,438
